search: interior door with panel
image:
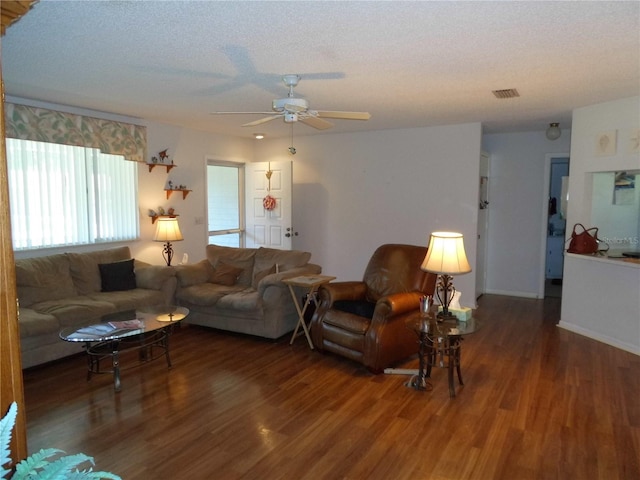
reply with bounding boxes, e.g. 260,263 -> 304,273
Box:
245,161 -> 293,250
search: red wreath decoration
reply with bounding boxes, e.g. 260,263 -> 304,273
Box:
263,194 -> 276,211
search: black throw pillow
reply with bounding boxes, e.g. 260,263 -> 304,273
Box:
333,300 -> 376,319
99,259 -> 137,292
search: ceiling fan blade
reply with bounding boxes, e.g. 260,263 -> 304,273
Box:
316,111 -> 371,121
300,116 -> 334,130
242,115 -> 281,127
284,103 -> 307,113
210,111 -> 274,115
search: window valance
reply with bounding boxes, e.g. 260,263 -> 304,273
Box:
4,103 -> 147,163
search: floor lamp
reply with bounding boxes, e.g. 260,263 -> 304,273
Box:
154,217 -> 183,266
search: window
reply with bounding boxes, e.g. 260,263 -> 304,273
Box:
6,139 -> 139,250
207,160 -> 244,247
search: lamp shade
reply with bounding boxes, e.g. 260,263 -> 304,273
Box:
154,217 -> 184,242
421,232 -> 472,275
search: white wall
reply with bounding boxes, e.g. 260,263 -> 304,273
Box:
560,96 -> 640,355
482,131 -> 572,297
255,123 -> 483,308
132,121 -> 253,265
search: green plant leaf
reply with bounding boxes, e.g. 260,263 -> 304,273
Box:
27,453 -> 93,479
1,403 -> 121,480
1,402 -> 18,478
12,448 -> 65,479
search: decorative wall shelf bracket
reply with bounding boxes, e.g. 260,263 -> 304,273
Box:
146,163 -> 175,173
165,189 -> 191,200
151,214 -> 179,224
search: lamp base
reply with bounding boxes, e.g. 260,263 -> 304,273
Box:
162,241 -> 174,266
436,311 -> 458,323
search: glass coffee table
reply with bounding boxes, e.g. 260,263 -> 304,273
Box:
60,305 -> 188,392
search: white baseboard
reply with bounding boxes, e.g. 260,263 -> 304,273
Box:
558,321 -> 640,356
483,289 -> 540,299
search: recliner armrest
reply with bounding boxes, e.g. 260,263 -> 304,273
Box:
374,291 -> 424,318
317,281 -> 368,305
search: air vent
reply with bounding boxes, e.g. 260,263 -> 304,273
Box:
492,89 -> 520,99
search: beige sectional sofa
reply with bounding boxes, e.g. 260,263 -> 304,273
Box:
16,246 -> 177,368
175,245 -> 321,339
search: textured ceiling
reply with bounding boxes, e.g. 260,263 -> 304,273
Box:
2,0 -> 639,139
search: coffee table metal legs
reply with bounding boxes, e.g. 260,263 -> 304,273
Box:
112,340 -> 121,392
84,329 -> 172,392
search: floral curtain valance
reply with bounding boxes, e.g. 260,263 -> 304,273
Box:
4,103 -> 147,162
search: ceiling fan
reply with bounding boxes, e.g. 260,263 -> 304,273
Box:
210,74 -> 371,130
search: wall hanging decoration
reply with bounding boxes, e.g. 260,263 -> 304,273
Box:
596,131 -> 617,156
263,163 -> 277,211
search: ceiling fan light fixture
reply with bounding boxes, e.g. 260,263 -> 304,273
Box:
546,122 -> 561,140
211,74 -> 370,131
253,133 -> 265,139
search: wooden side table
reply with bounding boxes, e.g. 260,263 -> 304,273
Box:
283,274 -> 336,349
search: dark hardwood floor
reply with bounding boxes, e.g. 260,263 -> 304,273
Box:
21,295 -> 639,479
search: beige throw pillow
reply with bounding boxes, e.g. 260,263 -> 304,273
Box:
209,262 -> 244,286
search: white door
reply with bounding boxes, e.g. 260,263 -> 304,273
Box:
245,161 -> 293,249
476,152 -> 490,299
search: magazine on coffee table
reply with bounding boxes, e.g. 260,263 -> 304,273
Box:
70,319 -> 144,339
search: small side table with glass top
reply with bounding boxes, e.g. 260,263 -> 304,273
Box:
406,312 -> 480,398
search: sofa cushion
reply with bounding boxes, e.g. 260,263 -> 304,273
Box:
175,260 -> 212,288
18,308 -> 60,338
254,247 -> 311,275
30,297 -> 117,327
15,254 -> 77,308
177,283 -> 245,306
99,259 -> 137,292
210,262 -> 244,286
68,246 -> 132,295
205,245 -> 256,287
89,289 -> 166,311
216,289 -> 261,311
135,264 -> 176,291
322,309 -> 371,335
252,264 -> 277,288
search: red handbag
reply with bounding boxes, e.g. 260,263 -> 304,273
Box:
567,223 -> 608,254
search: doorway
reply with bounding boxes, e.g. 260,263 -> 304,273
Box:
540,154 -> 569,298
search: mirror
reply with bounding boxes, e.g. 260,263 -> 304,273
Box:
591,170 -> 640,253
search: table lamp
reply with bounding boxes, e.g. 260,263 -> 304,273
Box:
421,231 -> 472,321
154,217 -> 183,266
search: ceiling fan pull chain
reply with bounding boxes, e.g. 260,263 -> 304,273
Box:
289,123 -> 296,155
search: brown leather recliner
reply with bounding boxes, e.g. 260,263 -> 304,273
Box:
310,244 -> 437,373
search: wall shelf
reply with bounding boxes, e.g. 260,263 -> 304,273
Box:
150,214 -> 178,224
165,189 -> 191,200
146,163 -> 175,173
